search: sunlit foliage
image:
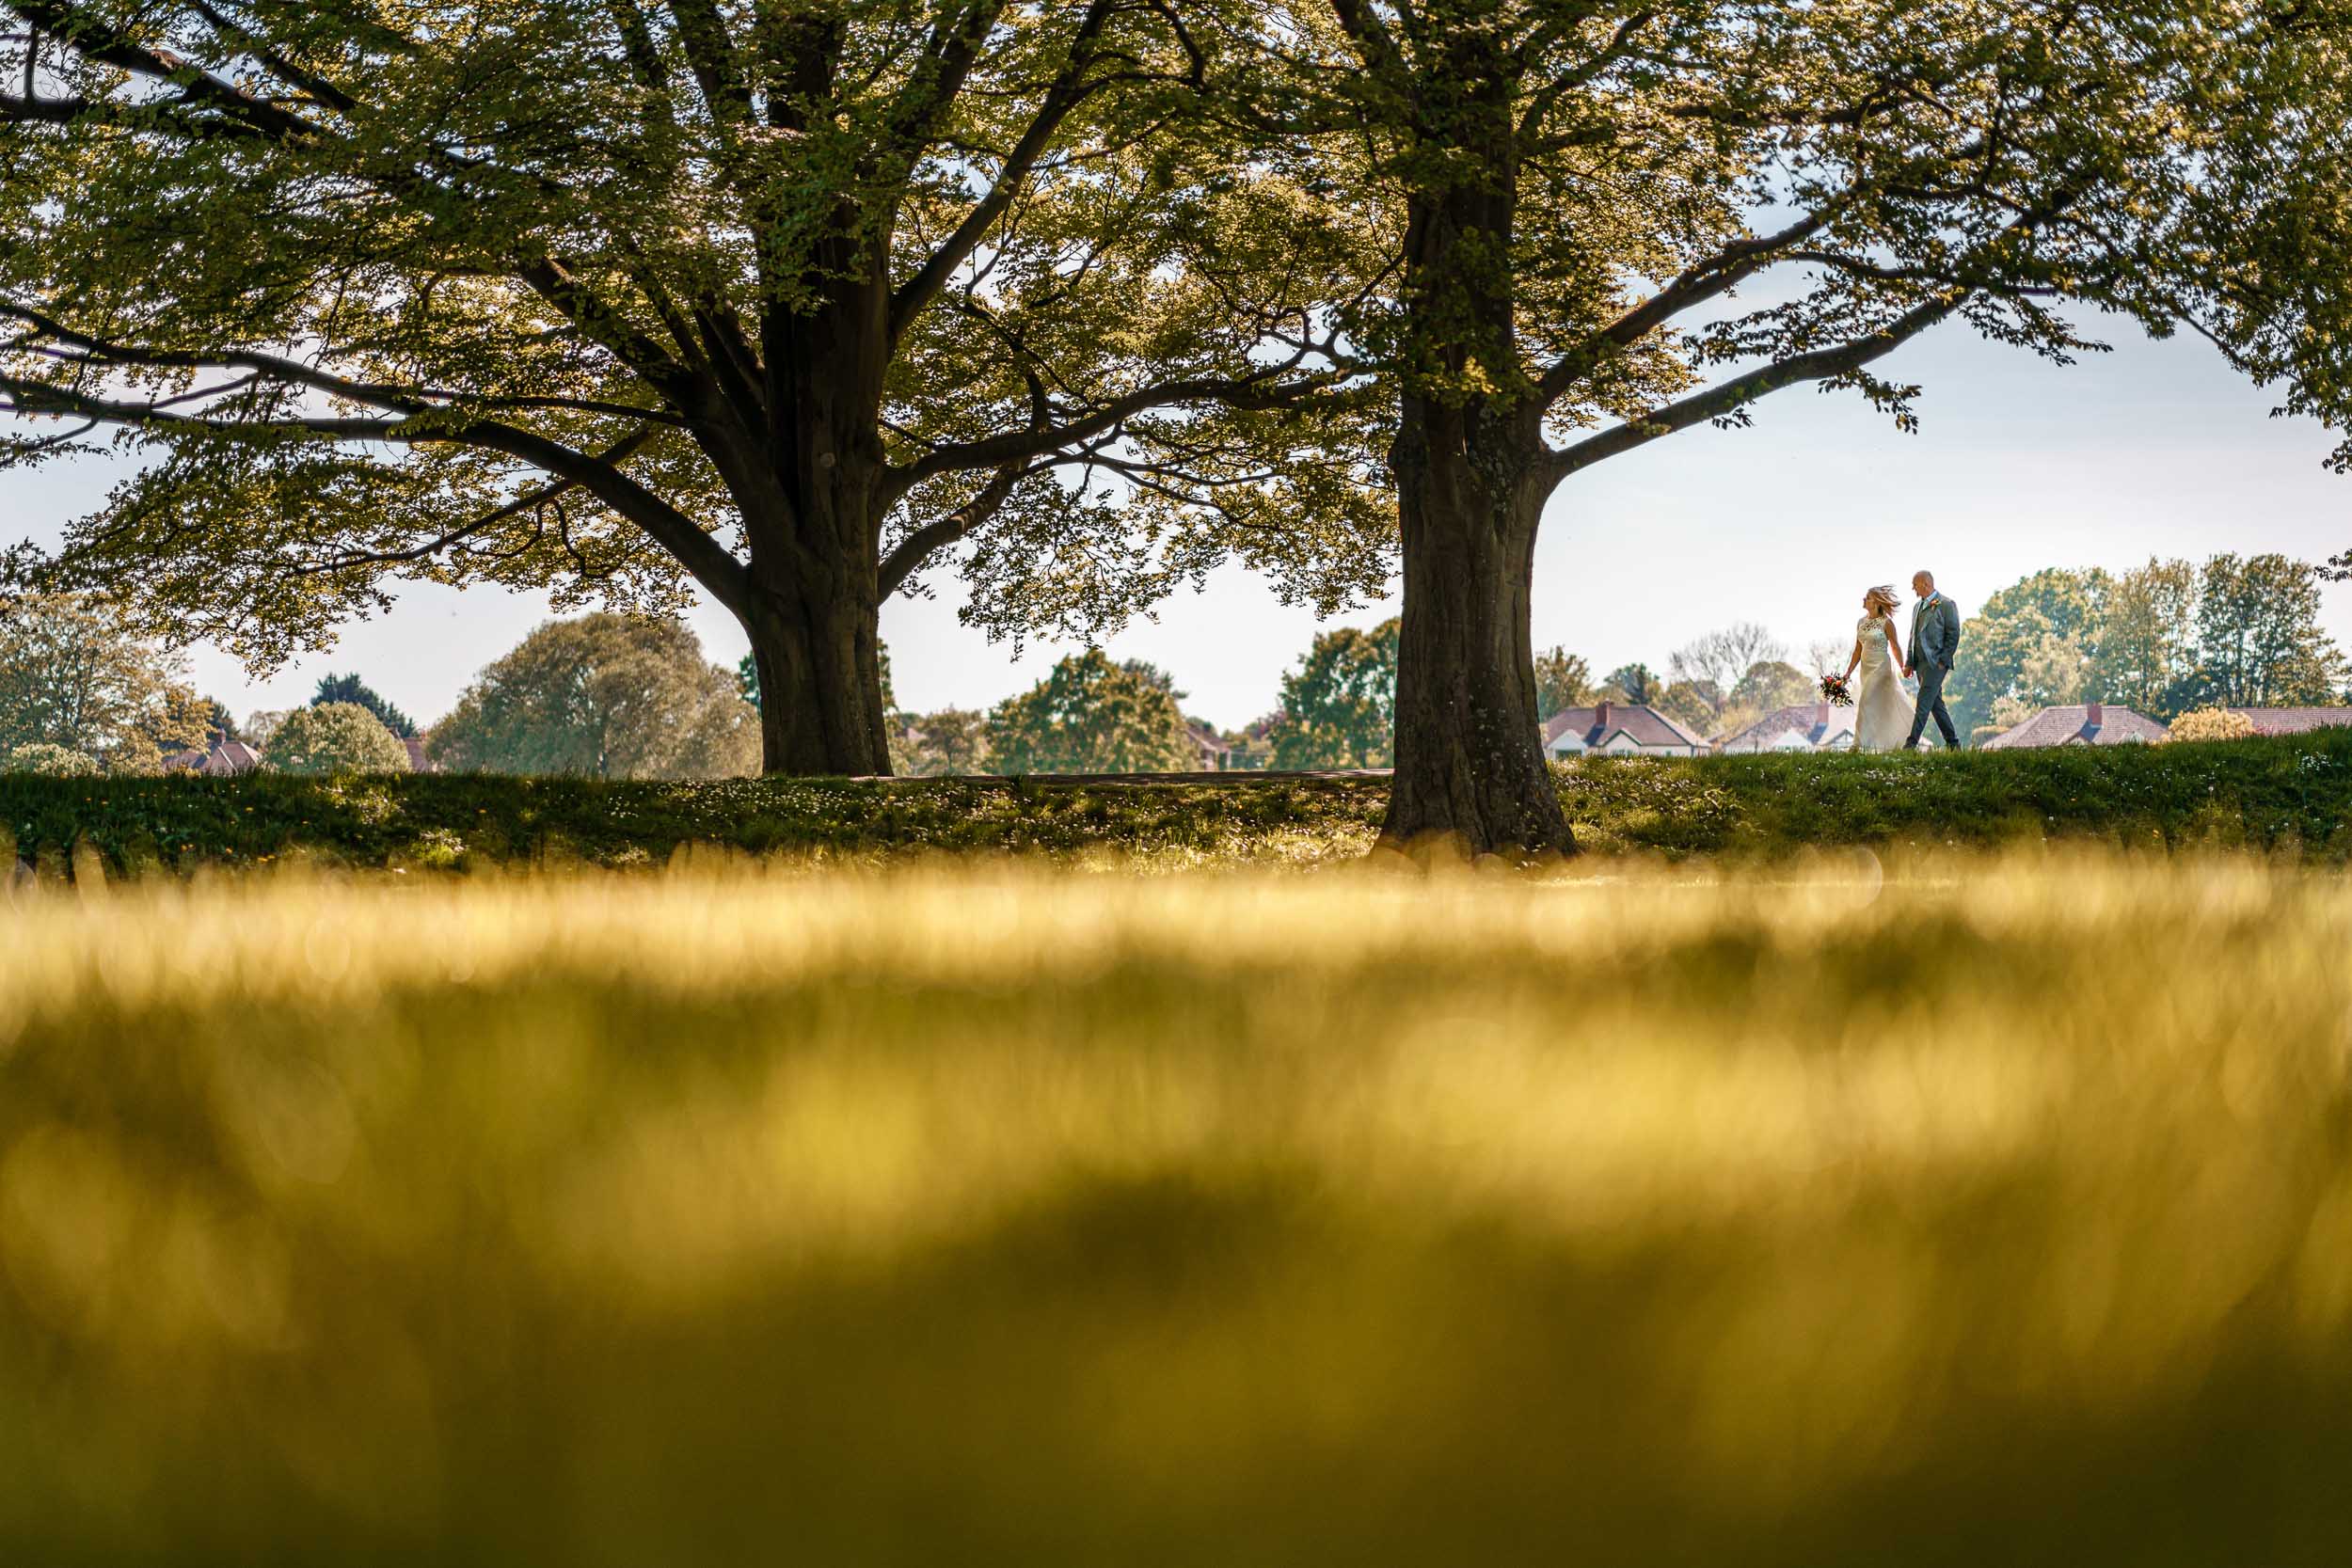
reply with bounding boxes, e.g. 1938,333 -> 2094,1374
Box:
264,702 -> 416,776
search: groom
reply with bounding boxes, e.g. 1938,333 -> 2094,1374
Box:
1901,570 -> 1963,750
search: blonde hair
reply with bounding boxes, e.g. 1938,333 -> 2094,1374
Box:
1864,585 -> 1899,618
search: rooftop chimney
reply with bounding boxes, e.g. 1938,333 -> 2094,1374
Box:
1814,699 -> 1829,734
1594,700 -> 1613,735
2086,701 -> 2105,729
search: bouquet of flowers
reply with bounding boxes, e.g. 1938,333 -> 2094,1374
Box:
1820,673 -> 1853,707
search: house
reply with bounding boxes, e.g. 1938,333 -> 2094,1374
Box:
1184,723 -> 1232,771
1542,700 -> 1710,759
159,737 -> 266,775
2225,706 -> 2352,736
1980,702 -> 2168,749
1718,701 -> 1857,754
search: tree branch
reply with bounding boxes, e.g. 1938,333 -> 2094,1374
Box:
181,0 -> 360,117
5,0 -> 328,140
0,298 -> 690,425
1546,295 -> 1961,481
1324,0 -> 1409,82
666,0 -> 750,124
293,430 -> 656,578
0,372 -> 752,614
875,460 -> 1029,599
516,258 -> 700,400
887,0 -> 1113,344
1534,201 -> 1849,403
882,362 -> 1344,499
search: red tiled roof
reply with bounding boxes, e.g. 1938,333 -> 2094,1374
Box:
1543,704 -> 1709,752
1981,705 -> 2168,749
2225,707 -> 2352,736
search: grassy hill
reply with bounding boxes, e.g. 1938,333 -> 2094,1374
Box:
5,728 -> 2349,876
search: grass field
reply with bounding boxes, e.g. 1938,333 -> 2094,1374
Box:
5,726 -> 2350,874
5,850 -> 2352,1562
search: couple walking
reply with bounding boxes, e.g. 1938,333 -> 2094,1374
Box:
1840,571 -> 1963,752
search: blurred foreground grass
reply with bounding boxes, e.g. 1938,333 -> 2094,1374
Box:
5,852 -> 2352,1562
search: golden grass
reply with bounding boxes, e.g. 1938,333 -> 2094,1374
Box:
4,852 -> 2350,1563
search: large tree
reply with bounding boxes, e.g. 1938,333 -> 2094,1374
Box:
1669,623 -> 1787,708
0,0 -> 1387,776
1956,554 -> 2344,733
1223,0 -> 2352,850
898,705 -> 992,775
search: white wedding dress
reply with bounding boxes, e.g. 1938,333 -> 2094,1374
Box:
1851,613 -> 1916,752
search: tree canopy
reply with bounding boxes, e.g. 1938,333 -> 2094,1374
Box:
986,648 -> 1197,772
312,673 -> 418,738
1602,665 -> 1658,706
1266,619 -> 1398,768
2194,553 -> 2346,709
430,613 -> 759,778
266,702 -> 416,775
1532,647 -> 1595,721
0,591 -> 206,770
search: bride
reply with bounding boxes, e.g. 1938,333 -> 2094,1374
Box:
1842,585 -> 1916,752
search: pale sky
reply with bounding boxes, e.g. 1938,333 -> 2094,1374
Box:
5,310 -> 2348,733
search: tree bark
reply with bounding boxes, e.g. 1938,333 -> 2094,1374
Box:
731,277 -> 899,779
742,574 -> 892,776
1381,412 -> 1572,856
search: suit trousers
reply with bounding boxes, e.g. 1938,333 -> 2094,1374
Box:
1907,662 -> 1961,749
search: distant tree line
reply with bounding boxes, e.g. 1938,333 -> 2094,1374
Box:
1949,554 -> 2348,744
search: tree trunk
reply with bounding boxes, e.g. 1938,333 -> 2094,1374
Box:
743,577 -> 892,776
730,281 -> 898,777
1381,421 -> 1572,857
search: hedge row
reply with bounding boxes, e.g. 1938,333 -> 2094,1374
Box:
4,729 -> 2348,876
